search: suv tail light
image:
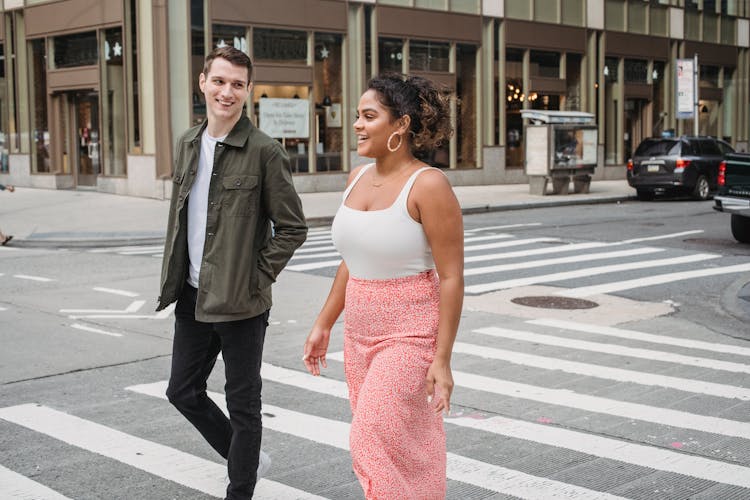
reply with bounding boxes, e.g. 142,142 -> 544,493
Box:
674,158 -> 691,173
718,161 -> 726,187
627,159 -> 633,171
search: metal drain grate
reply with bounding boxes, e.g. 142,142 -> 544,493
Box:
511,295 -> 599,309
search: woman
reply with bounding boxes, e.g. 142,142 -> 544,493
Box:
303,74 -> 464,499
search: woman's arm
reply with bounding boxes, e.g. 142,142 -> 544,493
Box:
413,169 -> 464,414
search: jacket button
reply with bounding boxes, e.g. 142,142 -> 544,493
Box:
190,169 -> 196,175
235,179 -> 242,186
207,232 -> 214,236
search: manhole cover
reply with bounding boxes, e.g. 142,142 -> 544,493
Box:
511,296 -> 599,310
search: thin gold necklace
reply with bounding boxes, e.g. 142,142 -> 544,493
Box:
371,159 -> 419,188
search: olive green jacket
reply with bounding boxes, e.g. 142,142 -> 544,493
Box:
157,116 -> 307,322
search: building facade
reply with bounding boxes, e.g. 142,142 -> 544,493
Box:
0,0 -> 748,198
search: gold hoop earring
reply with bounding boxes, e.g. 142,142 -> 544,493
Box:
387,132 -> 403,152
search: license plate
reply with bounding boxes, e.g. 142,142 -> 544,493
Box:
646,164 -> 660,173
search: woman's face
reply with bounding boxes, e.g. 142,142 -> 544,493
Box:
353,89 -> 400,158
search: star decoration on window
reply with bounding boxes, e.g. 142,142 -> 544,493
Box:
217,39 -> 227,48
320,46 -> 329,59
113,42 -> 123,57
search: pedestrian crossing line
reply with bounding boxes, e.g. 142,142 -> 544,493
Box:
290,251 -> 341,261
0,464 -> 72,500
0,404 -> 327,500
528,319 -> 750,358
287,259 -> 343,272
474,327 -> 750,374
294,245 -> 336,254
88,245 -> 163,254
464,247 -> 664,277
620,230 -> 704,244
557,262 -> 750,298
451,341 -> 750,400
300,238 -> 335,247
465,253 -> 721,294
257,364 -> 750,490
119,248 -> 165,256
464,237 -> 560,256
320,353 -> 750,439
306,228 -> 331,235
304,234 -> 335,242
129,381 -> 627,500
462,233 -> 514,243
13,274 -> 55,282
469,223 -> 543,232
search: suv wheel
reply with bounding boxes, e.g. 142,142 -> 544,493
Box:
691,175 -> 710,200
731,214 -> 750,243
636,189 -> 655,201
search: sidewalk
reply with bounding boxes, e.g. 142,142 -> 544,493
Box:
0,179 -> 634,247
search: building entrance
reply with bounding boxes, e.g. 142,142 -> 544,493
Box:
624,98 -> 649,160
51,90 -> 100,187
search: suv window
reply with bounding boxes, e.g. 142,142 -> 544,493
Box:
634,139 -> 679,156
681,140 -> 698,156
717,140 -> 735,156
698,139 -> 721,156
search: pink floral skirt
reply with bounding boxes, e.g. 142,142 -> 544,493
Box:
344,270 -> 446,500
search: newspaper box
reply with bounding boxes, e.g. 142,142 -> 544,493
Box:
522,110 -> 598,195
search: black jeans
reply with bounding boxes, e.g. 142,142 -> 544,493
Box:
166,284 -> 268,500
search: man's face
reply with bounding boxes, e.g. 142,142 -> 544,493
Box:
199,57 -> 252,128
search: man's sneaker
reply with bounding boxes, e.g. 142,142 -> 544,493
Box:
257,449 -> 272,478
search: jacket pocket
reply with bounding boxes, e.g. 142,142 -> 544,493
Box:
222,175 -> 259,216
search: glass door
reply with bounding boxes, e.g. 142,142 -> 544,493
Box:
73,91 -> 100,187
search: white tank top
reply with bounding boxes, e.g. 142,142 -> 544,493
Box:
331,164 -> 435,280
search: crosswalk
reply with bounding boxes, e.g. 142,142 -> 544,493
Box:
289,226 -> 750,298
2,318 -> 750,499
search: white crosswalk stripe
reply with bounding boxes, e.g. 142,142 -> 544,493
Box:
0,464 -> 72,500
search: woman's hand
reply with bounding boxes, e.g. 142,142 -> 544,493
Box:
302,325 -> 331,376
425,359 -> 454,415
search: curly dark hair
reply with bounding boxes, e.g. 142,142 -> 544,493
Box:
367,73 -> 453,154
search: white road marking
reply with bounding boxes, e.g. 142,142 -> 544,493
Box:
464,247 -> 664,276
452,341 -> 750,400
323,352 -> 750,439
469,223 -> 543,231
118,249 -> 164,256
290,251 -> 341,261
129,381 -> 626,500
89,245 -> 163,253
528,319 -> 750,358
0,404 -> 328,500
293,245 -> 336,254
620,230 -> 704,243
287,259 -> 342,272
464,237 -> 561,254
0,464 -> 72,500
466,253 -> 720,294
558,263 -> 750,297
0,307 -> 6,311
70,323 -> 123,338
66,303 -> 175,320
462,233 -> 513,243
13,274 -> 55,282
258,364 -> 750,490
61,300 -> 146,314
92,287 -> 140,298
475,326 -> 750,373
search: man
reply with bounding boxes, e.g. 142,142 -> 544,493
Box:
157,46 -> 307,499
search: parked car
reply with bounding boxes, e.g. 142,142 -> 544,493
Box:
627,136 -> 734,201
713,152 -> 750,243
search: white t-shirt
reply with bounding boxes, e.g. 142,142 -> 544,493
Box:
187,130 -> 227,288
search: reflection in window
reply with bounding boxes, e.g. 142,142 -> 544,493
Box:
102,28 -> 126,177
409,40 -> 449,72
53,31 -> 98,68
0,44 -> 7,173
505,48 -> 524,167
30,39 -> 49,173
253,28 -> 307,64
378,38 -> 404,73
314,32 -> 343,172
456,44 -> 476,168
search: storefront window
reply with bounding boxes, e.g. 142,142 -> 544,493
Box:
253,28 -> 307,65
190,0 -> 205,125
53,31 -> 98,68
213,24 -> 246,53
29,39 -> 49,174
700,65 -> 720,88
379,38 -> 404,73
604,57 -> 619,83
505,48 -> 524,168
723,68 -> 734,143
127,0 -> 140,151
530,50 -> 559,78
409,40 -> 449,72
456,44 -> 476,168
565,53 -> 582,111
254,87 -> 310,173
652,61 -> 665,137
102,28 -> 126,177
365,7 -> 372,78
0,44 -> 7,173
314,32 -> 343,172
624,59 -> 648,83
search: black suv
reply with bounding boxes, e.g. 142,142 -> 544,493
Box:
627,136 -> 734,201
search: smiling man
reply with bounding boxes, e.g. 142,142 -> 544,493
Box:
157,46 -> 307,499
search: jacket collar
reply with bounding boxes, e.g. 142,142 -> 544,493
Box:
184,115 -> 254,147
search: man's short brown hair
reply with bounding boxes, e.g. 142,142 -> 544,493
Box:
203,46 -> 253,82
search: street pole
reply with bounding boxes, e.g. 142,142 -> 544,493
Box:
693,53 -> 699,136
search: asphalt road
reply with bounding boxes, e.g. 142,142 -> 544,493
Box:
1,200 -> 749,499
